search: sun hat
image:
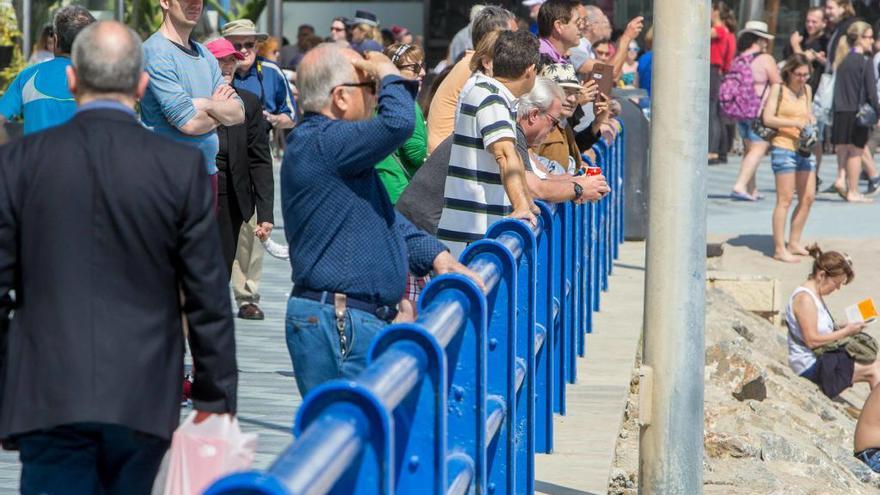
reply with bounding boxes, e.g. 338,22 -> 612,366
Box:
205,38 -> 245,60
347,10 -> 379,27
540,63 -> 581,90
738,20 -> 774,40
221,19 -> 269,41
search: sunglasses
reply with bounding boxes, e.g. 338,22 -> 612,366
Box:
332,81 -> 377,95
232,41 -> 256,51
399,63 -> 424,74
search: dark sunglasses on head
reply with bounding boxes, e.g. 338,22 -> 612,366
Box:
332,81 -> 377,95
399,63 -> 424,74
233,41 -> 256,51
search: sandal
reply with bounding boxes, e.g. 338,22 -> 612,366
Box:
730,190 -> 756,202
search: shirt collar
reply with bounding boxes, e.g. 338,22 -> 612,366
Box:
539,37 -> 567,64
76,100 -> 137,117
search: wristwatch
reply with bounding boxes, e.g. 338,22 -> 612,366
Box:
573,182 -> 584,201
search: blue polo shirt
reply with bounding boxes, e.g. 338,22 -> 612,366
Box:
0,57 -> 76,134
233,57 -> 296,120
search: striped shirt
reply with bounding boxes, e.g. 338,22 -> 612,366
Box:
436,73 -> 518,259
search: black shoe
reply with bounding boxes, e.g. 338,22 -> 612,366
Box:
238,303 -> 265,320
868,177 -> 880,196
717,154 -> 728,164
708,158 -> 723,165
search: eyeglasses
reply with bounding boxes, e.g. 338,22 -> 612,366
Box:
793,71 -> 811,78
545,112 -> 561,127
332,81 -> 377,95
232,41 -> 256,51
399,63 -> 424,74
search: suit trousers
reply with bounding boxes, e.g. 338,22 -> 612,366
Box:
17,423 -> 169,495
231,214 -> 264,306
217,186 -> 245,277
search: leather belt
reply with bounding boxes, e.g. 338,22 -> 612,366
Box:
291,287 -> 398,323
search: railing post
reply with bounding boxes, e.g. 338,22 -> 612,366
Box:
534,202 -> 555,454
418,274 -> 488,494
563,201 -> 577,385
551,205 -> 566,414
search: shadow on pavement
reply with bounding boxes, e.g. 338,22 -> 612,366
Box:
724,234 -> 775,257
534,480 -> 599,495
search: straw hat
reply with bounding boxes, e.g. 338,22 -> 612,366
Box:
540,63 -> 581,90
221,19 -> 269,41
738,21 -> 774,40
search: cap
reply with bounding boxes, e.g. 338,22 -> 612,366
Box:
540,63 -> 581,89
206,38 -> 245,60
738,20 -> 774,40
390,25 -> 409,40
347,10 -> 379,27
221,19 -> 269,41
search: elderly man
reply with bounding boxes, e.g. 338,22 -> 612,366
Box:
0,21 -> 237,494
222,18 -> 295,320
281,43 -> 482,396
517,77 -> 610,203
573,5 -> 644,80
427,5 -> 517,152
436,30 -> 540,259
141,0 -> 244,197
0,6 -> 95,137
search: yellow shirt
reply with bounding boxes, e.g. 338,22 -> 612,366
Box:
427,51 -> 474,153
770,85 -> 812,151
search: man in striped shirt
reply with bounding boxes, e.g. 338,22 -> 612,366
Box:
437,30 -> 541,259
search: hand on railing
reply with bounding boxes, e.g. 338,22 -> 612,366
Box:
507,206 -> 538,229
432,251 -> 488,293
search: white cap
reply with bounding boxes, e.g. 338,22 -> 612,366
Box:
522,0 -> 545,6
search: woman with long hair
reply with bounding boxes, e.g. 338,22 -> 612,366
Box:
762,55 -> 817,263
730,24 -> 782,200
830,20 -> 878,203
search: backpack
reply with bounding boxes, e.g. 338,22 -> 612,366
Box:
719,53 -> 764,121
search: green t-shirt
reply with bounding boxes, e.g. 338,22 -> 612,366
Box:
376,104 -> 428,204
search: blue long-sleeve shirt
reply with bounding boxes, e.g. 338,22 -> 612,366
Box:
233,56 -> 297,120
281,75 -> 446,306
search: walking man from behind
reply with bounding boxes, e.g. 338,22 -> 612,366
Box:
0,21 -> 237,495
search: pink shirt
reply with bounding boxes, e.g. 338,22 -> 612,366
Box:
539,38 -> 568,64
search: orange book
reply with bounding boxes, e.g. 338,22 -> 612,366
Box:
847,298 -> 879,324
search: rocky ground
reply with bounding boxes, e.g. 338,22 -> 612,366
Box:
609,289 -> 880,495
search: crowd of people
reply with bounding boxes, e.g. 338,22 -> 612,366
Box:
0,0 -> 639,491
710,0 -> 880,265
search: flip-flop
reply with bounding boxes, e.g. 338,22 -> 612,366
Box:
730,190 -> 756,202
834,184 -> 848,201
847,194 -> 875,204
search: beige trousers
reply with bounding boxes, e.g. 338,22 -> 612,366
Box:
231,214 -> 264,306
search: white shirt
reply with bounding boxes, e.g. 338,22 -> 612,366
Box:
786,286 -> 835,374
437,73 -> 518,259
569,38 -> 595,73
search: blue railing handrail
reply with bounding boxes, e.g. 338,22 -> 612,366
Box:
205,122 -> 627,495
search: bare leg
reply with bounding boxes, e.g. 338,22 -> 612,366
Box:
862,146 -> 879,179
788,170 -> 816,255
772,171 -> 799,263
835,143 -> 849,191
733,139 -> 768,196
847,146 -> 873,202
854,361 -> 880,390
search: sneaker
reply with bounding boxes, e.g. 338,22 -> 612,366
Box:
867,177 -> 880,196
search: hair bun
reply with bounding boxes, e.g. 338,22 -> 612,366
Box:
807,243 -> 823,260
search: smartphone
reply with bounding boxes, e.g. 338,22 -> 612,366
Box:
588,63 -> 615,99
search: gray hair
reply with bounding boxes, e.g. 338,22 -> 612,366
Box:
54,5 -> 95,54
297,43 -> 357,113
72,21 -> 143,96
471,5 -> 516,47
518,77 -> 564,116
469,5 -> 487,23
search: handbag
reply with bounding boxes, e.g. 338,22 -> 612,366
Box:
797,86 -> 818,157
814,332 -> 879,364
751,83 -> 784,141
856,58 -> 879,127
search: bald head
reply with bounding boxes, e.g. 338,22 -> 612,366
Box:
298,42 -> 359,113
72,21 -> 143,96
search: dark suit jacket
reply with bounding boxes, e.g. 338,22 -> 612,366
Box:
0,107 -> 237,441
218,89 -> 273,224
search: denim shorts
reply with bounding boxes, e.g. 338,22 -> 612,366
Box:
856,448 -> 880,473
737,119 -> 765,143
770,148 -> 815,174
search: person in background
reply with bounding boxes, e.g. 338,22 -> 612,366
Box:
436,30 -> 540,258
427,5 -> 517,152
0,21 -> 238,494
536,0 -> 582,65
761,55 -> 817,263
830,21 -> 879,203
447,5 -> 485,67
569,4 -> 607,75
281,44 -> 482,396
786,246 -> 879,399
620,40 -> 639,88
0,6 -> 94,138
206,38 -> 274,275
28,25 -> 55,65
328,17 -> 349,43
523,0 -> 544,35
593,39 -> 612,64
637,26 -> 654,98
375,43 -> 427,204
709,1 -> 735,165
280,24 -> 315,69
258,36 -> 280,63
390,25 -> 413,45
573,6 -> 644,82
729,22 -> 781,201
825,0 -> 858,73
348,10 -> 384,54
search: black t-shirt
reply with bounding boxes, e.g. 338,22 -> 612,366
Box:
783,29 -> 830,93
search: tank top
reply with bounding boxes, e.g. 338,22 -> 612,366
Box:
786,286 -> 835,375
770,85 -> 812,151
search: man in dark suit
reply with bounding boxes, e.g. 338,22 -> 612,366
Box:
0,21 -> 237,495
205,37 -> 274,274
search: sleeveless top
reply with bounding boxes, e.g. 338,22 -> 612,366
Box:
770,85 -> 812,151
786,286 -> 835,374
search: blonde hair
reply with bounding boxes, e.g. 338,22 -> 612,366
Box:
384,43 -> 424,68
834,20 -> 871,70
258,36 -> 279,60
470,29 -> 500,73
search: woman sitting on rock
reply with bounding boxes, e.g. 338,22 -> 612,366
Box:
786,246 -> 877,398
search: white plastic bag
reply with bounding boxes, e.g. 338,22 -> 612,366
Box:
158,412 -> 257,495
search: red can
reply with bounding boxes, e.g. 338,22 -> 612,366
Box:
585,166 -> 602,176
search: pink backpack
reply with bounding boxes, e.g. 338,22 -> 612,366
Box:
719,53 -> 764,121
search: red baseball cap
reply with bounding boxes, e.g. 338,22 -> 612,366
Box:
206,38 -> 245,61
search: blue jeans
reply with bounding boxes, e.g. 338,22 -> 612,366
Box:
856,448 -> 880,472
18,423 -> 169,495
771,148 -> 815,174
737,119 -> 765,143
285,296 -> 386,397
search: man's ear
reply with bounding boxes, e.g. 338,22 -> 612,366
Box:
66,65 -> 77,97
331,87 -> 349,114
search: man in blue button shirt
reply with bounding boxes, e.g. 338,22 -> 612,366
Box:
281,44 -> 484,396
0,6 -> 95,138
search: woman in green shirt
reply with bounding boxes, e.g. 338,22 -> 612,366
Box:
376,43 -> 429,204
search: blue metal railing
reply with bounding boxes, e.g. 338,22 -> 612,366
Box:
205,123 -> 626,495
